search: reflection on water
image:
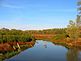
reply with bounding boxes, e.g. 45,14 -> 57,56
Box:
4,40 -> 81,61
67,48 -> 81,61
0,42 -> 34,61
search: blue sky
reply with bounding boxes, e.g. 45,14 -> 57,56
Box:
0,0 -> 77,30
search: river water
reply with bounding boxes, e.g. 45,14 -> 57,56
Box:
5,40 -> 81,61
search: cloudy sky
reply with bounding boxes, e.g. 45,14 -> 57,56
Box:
0,0 -> 77,30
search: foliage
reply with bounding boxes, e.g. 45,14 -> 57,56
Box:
27,28 -> 67,35
66,20 -> 79,41
0,28 -> 35,43
53,33 -> 66,40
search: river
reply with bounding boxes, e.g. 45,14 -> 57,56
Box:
4,40 -> 81,61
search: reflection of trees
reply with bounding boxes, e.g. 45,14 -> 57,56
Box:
43,41 -> 47,48
66,48 -> 81,61
44,44 -> 47,48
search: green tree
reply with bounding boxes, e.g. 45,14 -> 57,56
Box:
76,15 -> 81,28
66,20 -> 79,41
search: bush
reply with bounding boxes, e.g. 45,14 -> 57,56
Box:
0,28 -> 35,43
53,34 -> 66,40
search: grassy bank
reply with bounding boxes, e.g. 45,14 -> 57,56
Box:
0,41 -> 35,61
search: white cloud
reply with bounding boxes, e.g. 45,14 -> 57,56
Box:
39,9 -> 77,12
1,3 -> 24,9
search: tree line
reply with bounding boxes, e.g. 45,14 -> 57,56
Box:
0,28 -> 35,43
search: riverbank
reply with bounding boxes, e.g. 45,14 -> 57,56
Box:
33,34 -> 81,49
51,39 -> 81,50
0,41 -> 35,52
0,41 -> 35,61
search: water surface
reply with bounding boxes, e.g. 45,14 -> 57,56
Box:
5,40 -> 81,61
